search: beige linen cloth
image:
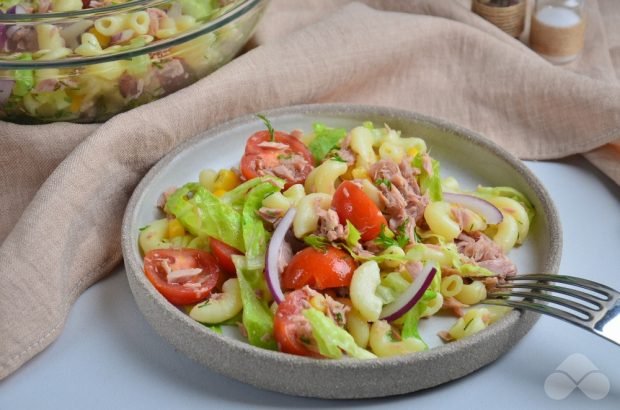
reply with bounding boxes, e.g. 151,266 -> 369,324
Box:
1,0 -> 619,379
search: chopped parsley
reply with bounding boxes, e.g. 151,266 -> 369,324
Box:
374,220 -> 410,249
374,178 -> 392,190
330,153 -> 347,163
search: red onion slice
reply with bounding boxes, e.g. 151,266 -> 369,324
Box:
265,207 -> 297,304
379,263 -> 437,322
443,192 -> 503,225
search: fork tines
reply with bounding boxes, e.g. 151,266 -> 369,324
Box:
483,274 -> 620,346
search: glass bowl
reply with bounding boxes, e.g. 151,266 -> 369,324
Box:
0,0 -> 267,123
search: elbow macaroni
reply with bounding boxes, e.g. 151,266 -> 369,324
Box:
440,275 -> 464,298
94,16 -> 126,37
126,11 -> 150,35
455,281 -> 487,305
292,193 -> 331,238
304,160 -> 348,195
424,201 -> 461,241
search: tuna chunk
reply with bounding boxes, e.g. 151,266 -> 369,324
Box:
456,232 -> 517,277
369,159 -> 428,236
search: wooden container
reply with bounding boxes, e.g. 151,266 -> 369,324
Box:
472,0 -> 526,38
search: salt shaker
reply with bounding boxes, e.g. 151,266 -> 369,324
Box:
530,0 -> 586,64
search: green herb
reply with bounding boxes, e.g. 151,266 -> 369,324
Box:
333,312 -> 343,324
139,225 -> 150,231
463,318 -> 475,331
374,178 -> 392,190
256,114 -> 275,142
374,220 -> 409,249
198,299 -> 211,308
304,235 -> 329,250
330,153 -> 346,163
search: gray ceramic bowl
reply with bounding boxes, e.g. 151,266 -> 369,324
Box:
121,104 -> 562,399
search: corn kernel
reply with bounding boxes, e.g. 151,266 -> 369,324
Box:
88,27 -> 110,48
167,219 -> 185,239
213,188 -> 227,197
406,147 -> 419,157
69,94 -> 83,113
309,295 -> 327,313
213,169 -> 241,192
351,167 -> 369,180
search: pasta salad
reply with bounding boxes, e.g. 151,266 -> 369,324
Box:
138,117 -> 535,359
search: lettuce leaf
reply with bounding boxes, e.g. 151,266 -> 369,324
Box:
165,183 -> 245,251
303,307 -> 376,359
13,53 -> 33,97
345,220 -> 361,248
308,123 -> 347,163
241,181 -> 281,272
476,185 -> 535,221
400,290 -> 435,348
233,255 -> 277,350
412,153 -> 442,202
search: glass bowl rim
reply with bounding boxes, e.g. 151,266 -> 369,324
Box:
0,0 -> 169,21
0,0 -> 263,69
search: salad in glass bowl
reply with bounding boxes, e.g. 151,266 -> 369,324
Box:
136,116 -> 536,359
0,0 -> 266,123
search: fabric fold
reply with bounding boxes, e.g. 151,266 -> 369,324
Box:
1,0 -> 619,379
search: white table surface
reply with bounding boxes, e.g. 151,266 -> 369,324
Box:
1,156 -> 619,410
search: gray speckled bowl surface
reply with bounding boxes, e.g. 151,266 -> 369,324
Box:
121,104 -> 562,399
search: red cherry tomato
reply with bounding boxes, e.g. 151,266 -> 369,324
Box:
281,246 -> 357,290
274,289 -> 321,357
332,180 -> 387,242
143,249 -> 221,305
240,130 -> 314,188
209,237 -> 242,276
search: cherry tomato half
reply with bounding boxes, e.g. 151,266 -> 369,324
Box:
143,248 -> 221,305
332,180 -> 387,242
274,289 -> 321,357
281,246 -> 357,290
209,237 -> 242,276
240,130 -> 314,188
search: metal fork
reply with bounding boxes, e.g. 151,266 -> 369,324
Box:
482,274 -> 620,346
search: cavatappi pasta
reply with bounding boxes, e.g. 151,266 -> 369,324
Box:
137,119 -> 535,358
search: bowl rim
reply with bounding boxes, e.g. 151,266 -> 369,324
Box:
0,0 -> 166,21
0,0 -> 263,69
121,103 -> 562,378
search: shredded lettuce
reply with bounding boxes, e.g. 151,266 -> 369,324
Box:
412,154 -> 443,202
400,290 -> 435,348
308,123 -> 347,163
303,307 -> 376,359
179,0 -> 216,19
459,263 -> 495,277
13,54 -> 34,97
241,182 -> 281,272
221,176 -> 283,210
476,185 -> 535,221
233,255 -> 277,350
166,183 -> 245,251
345,220 -> 361,248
